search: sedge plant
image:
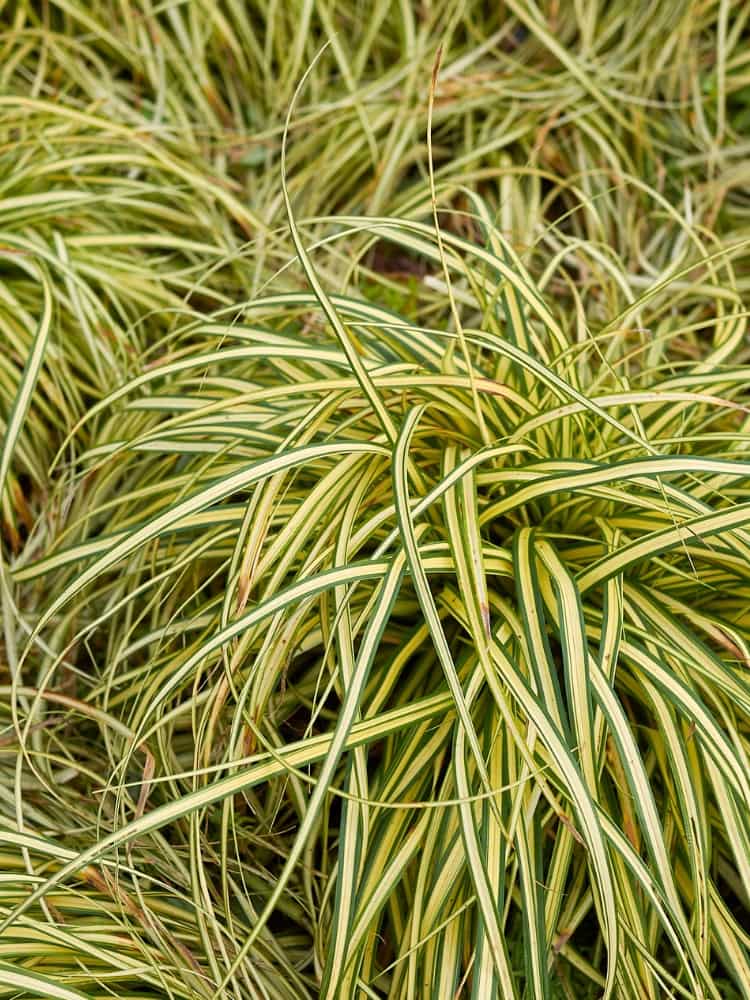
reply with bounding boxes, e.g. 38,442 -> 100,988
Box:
2,2 -> 750,999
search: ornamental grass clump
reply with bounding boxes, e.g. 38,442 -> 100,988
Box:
4,178 -> 750,997
2,2 -> 750,999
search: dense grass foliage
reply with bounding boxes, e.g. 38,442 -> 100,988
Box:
2,2 -> 750,998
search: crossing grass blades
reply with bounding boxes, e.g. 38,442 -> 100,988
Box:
2,2 -> 750,998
